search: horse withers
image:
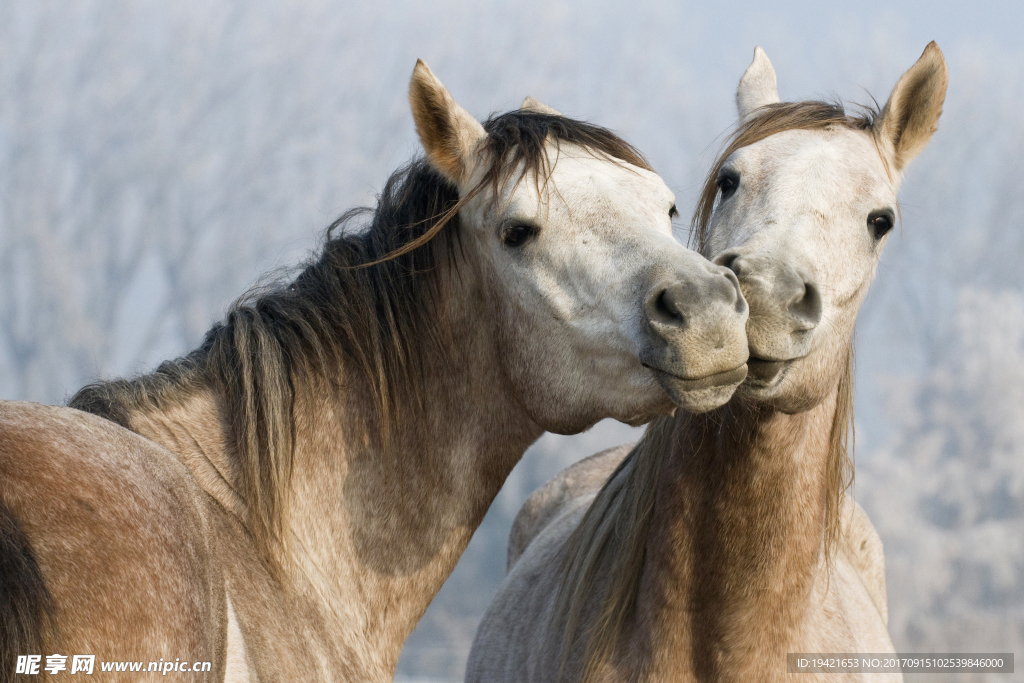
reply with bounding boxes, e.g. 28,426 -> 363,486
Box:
467,43 -> 947,683
0,61 -> 747,681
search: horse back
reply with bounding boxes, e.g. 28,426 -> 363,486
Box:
507,443 -> 633,572
0,401 -> 226,681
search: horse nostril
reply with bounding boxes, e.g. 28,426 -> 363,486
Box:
714,251 -> 743,276
658,289 -> 684,323
790,280 -> 822,327
720,268 -> 747,314
646,285 -> 687,327
719,268 -> 740,299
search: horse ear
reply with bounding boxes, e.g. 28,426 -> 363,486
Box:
736,47 -> 780,120
872,42 -> 948,173
521,96 -> 562,116
409,59 -> 487,186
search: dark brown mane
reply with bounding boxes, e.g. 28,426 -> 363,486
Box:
69,110 -> 650,563
481,109 -> 652,198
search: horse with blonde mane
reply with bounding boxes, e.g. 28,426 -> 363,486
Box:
0,62 -> 751,682
467,43 -> 948,683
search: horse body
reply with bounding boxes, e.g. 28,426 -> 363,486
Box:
0,401 -> 229,675
470,426 -> 891,682
467,44 -> 947,683
1,62 -> 749,682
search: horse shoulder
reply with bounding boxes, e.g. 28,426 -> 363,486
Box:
840,494 -> 888,625
507,442 -> 634,571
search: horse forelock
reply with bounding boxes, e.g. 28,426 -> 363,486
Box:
479,110 -> 652,201
68,110 -> 647,573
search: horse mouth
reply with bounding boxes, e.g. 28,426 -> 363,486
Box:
744,354 -> 799,387
645,363 -> 748,391
642,363 -> 747,412
645,363 -> 747,413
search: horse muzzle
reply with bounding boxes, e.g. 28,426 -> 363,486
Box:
645,363 -> 749,413
714,250 -> 821,386
639,258 -> 750,413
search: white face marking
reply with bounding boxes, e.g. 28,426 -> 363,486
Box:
714,130 -> 896,295
706,127 -> 898,410
459,144 -> 749,431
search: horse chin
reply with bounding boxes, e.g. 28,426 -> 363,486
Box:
737,356 -> 823,414
651,364 -> 748,414
743,356 -> 792,388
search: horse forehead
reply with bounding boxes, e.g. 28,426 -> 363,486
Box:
738,129 -> 891,205
547,151 -> 670,212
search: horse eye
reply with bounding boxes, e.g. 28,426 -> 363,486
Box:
868,212 -> 894,240
717,171 -> 739,200
502,224 -> 536,248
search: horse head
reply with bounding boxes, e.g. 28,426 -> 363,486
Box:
700,44 -> 947,413
409,61 -> 750,429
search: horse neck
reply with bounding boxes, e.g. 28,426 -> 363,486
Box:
274,285 -> 543,665
637,389 -> 838,680
126,273 -> 544,670
284,335 -> 540,647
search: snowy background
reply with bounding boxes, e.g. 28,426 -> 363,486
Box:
1,2 -> 1021,681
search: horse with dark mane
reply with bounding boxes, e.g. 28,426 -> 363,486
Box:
467,44 -> 947,683
0,62 -> 748,681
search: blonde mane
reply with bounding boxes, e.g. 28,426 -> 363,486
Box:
550,101 -> 864,683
